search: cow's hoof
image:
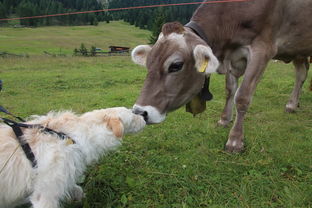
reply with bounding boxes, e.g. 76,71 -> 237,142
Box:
285,107 -> 296,113
225,140 -> 244,153
217,119 -> 231,128
285,106 -> 296,113
285,103 -> 299,113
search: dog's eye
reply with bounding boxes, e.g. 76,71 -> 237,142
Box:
168,62 -> 184,73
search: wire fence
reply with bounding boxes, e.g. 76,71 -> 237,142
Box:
0,0 -> 251,22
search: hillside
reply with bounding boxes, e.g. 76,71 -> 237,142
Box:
0,21 -> 150,55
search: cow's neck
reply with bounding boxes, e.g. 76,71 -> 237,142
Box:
185,21 -> 209,44
185,20 -> 225,58
186,19 -> 228,60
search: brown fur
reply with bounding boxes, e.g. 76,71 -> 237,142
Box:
106,118 -> 123,138
162,22 -> 185,36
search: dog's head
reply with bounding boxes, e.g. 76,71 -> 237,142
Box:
81,107 -> 146,138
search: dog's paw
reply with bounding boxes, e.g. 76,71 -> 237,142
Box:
70,185 -> 85,202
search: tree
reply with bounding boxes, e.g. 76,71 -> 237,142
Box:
2,0 -> 105,26
0,2 -> 7,25
93,17 -> 99,26
108,0 -> 200,42
17,0 -> 39,26
149,8 -> 167,44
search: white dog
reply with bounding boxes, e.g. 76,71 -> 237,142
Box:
0,107 -> 145,208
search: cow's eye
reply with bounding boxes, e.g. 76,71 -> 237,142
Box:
168,62 -> 184,73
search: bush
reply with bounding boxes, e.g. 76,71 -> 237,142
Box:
90,46 -> 96,56
79,43 -> 88,56
73,48 -> 79,56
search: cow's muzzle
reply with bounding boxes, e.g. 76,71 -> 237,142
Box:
132,108 -> 148,122
132,105 -> 166,124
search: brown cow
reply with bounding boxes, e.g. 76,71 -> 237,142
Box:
132,0 -> 312,152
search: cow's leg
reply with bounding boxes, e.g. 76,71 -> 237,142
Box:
218,71 -> 238,127
218,48 -> 248,127
285,57 -> 309,113
225,43 -> 276,153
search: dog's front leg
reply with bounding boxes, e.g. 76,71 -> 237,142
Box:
30,192 -> 60,208
29,164 -> 71,208
70,185 -> 85,202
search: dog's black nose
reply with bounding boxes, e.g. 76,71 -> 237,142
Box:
133,108 -> 148,122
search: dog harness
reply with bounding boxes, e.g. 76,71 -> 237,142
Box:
0,106 -> 75,168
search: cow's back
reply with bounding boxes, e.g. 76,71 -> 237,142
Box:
191,0 -> 312,61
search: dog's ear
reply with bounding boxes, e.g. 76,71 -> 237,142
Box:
106,117 -> 124,138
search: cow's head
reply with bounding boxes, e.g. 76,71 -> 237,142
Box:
132,22 -> 219,124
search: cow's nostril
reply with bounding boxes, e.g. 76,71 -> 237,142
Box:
142,111 -> 148,122
133,108 -> 148,122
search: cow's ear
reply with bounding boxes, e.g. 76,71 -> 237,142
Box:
193,45 -> 219,75
131,45 -> 152,66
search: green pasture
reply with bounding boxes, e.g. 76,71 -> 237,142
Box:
0,21 -> 149,55
1,21 -> 312,208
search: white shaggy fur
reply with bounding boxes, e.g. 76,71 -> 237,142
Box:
0,107 -> 145,208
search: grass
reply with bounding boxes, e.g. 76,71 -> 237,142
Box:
0,21 -> 150,55
1,21 -> 312,208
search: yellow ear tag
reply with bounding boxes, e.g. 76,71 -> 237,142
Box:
66,138 -> 74,146
199,59 -> 209,73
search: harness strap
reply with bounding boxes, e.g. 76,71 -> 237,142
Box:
2,118 -> 37,168
0,105 -> 71,140
0,105 -> 25,122
1,116 -> 75,168
0,86 -> 74,168
2,117 -> 74,143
